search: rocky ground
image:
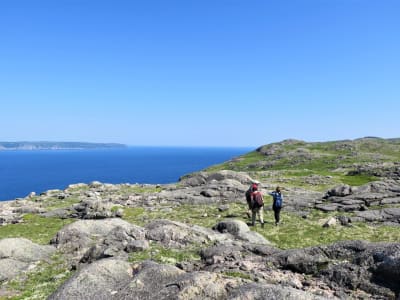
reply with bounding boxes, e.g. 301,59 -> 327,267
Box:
1,169 -> 400,299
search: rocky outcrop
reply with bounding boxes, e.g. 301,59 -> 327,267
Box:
0,238 -> 55,282
49,259 -> 331,300
50,218 -> 145,265
316,180 -> 400,225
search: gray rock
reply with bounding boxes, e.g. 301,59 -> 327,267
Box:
213,220 -> 271,245
145,219 -> 223,248
48,258 -> 133,300
51,218 -> 145,263
0,238 -> 55,262
0,238 -> 55,282
228,282 -> 331,300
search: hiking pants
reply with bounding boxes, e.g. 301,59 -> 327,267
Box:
251,206 -> 264,225
273,207 -> 281,224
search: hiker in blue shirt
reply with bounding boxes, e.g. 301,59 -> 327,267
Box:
269,186 -> 283,226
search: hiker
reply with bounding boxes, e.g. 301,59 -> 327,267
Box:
269,186 -> 283,226
245,181 -> 259,218
250,183 -> 264,227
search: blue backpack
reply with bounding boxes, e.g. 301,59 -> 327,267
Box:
273,192 -> 283,208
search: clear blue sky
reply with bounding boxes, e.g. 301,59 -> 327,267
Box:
1,0 -> 399,147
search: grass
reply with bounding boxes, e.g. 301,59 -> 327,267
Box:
37,196 -> 81,210
203,138 -> 400,188
253,209 -> 400,249
122,202 -> 400,250
0,214 -> 74,245
4,253 -> 73,300
222,271 -> 252,280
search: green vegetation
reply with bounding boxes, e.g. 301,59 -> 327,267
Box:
205,138 -> 400,190
0,214 -> 74,245
5,254 -> 73,300
222,271 -> 252,280
122,203 -> 400,250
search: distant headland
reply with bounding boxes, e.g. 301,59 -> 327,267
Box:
0,141 -> 127,150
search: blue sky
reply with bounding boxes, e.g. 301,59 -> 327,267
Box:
0,0 -> 399,147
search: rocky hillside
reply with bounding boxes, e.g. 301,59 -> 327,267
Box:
0,137 -> 400,299
207,137 -> 400,191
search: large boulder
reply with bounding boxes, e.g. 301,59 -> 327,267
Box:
50,218 -> 145,263
213,220 -> 271,245
145,219 -> 225,248
0,238 -> 55,262
0,238 -> 55,281
48,258 -> 133,300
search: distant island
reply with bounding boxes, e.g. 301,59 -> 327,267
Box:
0,141 -> 127,150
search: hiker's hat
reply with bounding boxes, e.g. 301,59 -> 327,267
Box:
252,183 -> 258,190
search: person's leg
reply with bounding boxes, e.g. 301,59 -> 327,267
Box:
247,200 -> 252,218
274,208 -> 281,225
259,207 -> 264,227
251,209 -> 256,226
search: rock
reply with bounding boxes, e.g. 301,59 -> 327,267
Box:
228,282 -> 331,300
51,218 -> 145,263
0,238 -> 55,281
323,217 -> 337,228
48,258 -> 133,300
218,204 -> 230,212
145,219 -> 222,248
325,185 -> 352,198
213,220 -> 271,245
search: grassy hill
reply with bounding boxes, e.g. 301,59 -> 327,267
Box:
206,137 -> 400,191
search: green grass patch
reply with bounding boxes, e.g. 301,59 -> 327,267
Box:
222,271 -> 252,280
252,209 -> 400,249
206,151 -> 264,172
123,203 -> 400,250
4,253 -> 73,300
0,214 -> 74,245
39,197 -> 81,210
340,174 -> 379,186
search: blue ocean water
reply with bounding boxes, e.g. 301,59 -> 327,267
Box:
0,147 -> 252,201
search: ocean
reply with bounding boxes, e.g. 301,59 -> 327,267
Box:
0,146 -> 252,201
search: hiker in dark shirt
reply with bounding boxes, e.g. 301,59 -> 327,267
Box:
245,181 -> 259,219
250,184 -> 264,228
269,186 -> 283,226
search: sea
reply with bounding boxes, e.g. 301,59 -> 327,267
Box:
0,146 -> 252,201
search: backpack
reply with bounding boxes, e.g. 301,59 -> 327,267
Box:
274,192 -> 282,208
252,191 -> 263,208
